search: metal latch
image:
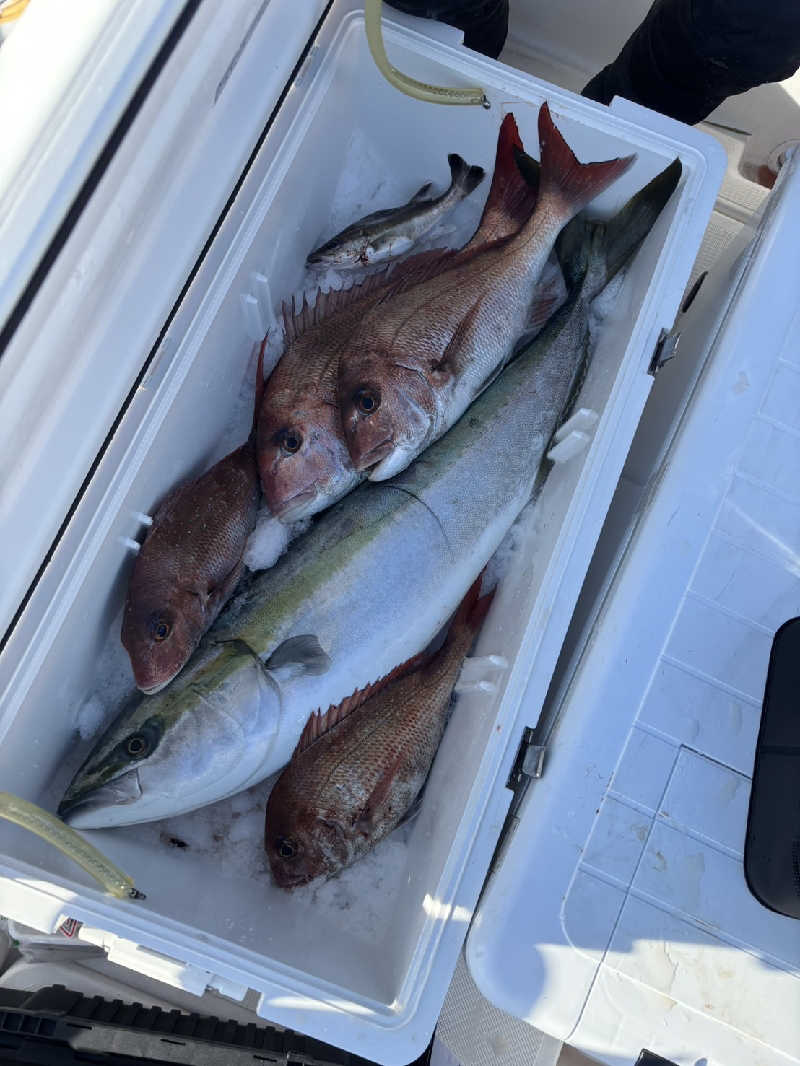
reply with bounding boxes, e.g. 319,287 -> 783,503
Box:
646,270 -> 709,378
507,726 -> 546,798
489,728 -> 546,868
648,326 -> 681,375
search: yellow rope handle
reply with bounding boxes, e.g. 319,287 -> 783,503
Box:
0,0 -> 30,25
0,792 -> 144,900
364,0 -> 488,107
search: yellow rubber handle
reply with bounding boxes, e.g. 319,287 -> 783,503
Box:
0,0 -> 30,24
364,0 -> 488,107
0,792 -> 144,901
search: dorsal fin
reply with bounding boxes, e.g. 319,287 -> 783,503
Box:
281,270 -> 395,345
282,246 -> 468,344
410,181 -> 434,203
292,646 -> 430,759
248,332 -> 268,442
373,247 -> 459,303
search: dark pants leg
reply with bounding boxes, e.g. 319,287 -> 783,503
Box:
582,0 -> 800,124
384,0 -> 509,59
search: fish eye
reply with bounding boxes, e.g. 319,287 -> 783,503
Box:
354,387 -> 380,415
276,428 -> 303,455
126,733 -> 149,758
276,836 -> 299,860
150,617 -> 171,643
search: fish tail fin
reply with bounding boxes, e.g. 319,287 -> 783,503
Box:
554,214 -> 592,292
599,156 -> 682,288
535,101 -> 636,223
583,156 -> 683,302
249,333 -> 268,442
448,153 -> 486,198
470,113 -> 539,245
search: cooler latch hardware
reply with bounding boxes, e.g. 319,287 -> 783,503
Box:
507,726 -> 546,794
498,728 -> 546,839
488,729 -> 546,870
648,326 -> 681,375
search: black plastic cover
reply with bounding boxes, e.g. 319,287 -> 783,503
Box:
0,984 -> 430,1065
635,1052 -> 679,1066
744,617 -> 800,920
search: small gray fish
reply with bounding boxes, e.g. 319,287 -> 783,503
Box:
306,154 -> 485,269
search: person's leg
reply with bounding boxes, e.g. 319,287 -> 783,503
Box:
384,0 -> 509,59
582,0 -> 800,124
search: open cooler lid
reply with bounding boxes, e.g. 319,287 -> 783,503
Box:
0,0 -> 328,643
468,150 -> 800,1066
0,0 -> 187,331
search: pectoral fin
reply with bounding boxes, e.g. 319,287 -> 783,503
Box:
433,295 -> 485,376
367,234 -> 415,263
265,635 -> 331,680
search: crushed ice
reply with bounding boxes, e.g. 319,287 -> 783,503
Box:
243,508 -> 311,573
589,269 -> 627,344
74,695 -> 107,741
127,776 -> 411,939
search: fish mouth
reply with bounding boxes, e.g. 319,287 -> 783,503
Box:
306,245 -> 338,267
274,488 -> 317,521
353,439 -> 394,473
272,867 -> 321,891
138,675 -> 173,696
275,872 -> 314,891
58,769 -> 142,828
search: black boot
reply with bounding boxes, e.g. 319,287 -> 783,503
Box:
385,0 -> 509,60
582,0 -> 800,125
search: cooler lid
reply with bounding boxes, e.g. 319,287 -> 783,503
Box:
0,0 -> 186,332
468,150 -> 800,1065
0,0 -> 328,644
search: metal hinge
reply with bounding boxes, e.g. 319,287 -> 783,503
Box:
647,326 -> 681,375
489,728 -> 547,868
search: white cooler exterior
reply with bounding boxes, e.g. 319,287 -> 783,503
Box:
468,150 -> 800,1066
0,0 -> 329,641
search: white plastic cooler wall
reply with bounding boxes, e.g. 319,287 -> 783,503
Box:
0,5 -> 724,1063
467,153 -> 800,1066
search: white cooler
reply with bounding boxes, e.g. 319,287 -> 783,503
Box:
2,2 -> 787,1064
